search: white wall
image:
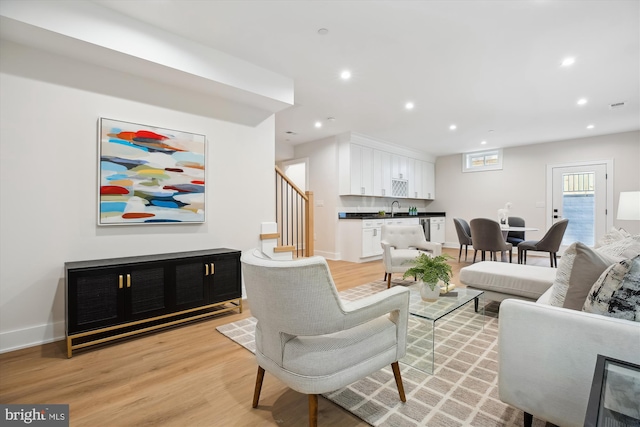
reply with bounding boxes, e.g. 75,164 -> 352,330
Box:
0,41 -> 276,353
293,135 -> 341,259
430,131 -> 640,246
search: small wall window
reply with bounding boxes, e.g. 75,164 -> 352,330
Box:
462,148 -> 503,172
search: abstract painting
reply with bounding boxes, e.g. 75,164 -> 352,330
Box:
99,118 -> 206,225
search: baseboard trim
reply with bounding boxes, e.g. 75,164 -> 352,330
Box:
0,321 -> 65,354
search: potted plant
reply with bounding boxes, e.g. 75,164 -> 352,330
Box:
403,253 -> 453,301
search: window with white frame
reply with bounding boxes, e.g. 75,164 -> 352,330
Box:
462,148 -> 503,172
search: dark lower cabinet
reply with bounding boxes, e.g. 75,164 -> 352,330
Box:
66,248 -> 241,357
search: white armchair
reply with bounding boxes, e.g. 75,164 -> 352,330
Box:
381,224 -> 443,288
240,249 -> 410,427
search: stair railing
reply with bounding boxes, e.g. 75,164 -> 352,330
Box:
275,166 -> 314,257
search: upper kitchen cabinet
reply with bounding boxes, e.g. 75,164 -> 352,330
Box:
373,150 -> 391,197
345,143 -> 374,196
338,132 -> 435,199
409,159 -> 436,200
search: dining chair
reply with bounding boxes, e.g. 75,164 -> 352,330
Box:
517,219 -> 569,267
453,218 -> 474,262
241,249 -> 410,427
506,217 -> 526,246
470,218 -> 513,263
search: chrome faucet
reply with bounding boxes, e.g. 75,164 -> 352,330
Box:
391,200 -> 400,217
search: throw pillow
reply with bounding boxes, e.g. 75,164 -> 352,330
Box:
548,242 -> 578,307
595,227 -> 628,248
583,255 -> 640,322
596,236 -> 640,258
563,242 -> 622,310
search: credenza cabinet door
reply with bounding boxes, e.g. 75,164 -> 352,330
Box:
207,253 -> 241,303
174,259 -> 208,310
126,264 -> 168,321
67,266 -> 125,334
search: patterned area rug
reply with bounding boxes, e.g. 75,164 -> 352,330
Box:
217,280 -> 548,427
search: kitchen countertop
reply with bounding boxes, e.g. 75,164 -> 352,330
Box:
339,212 -> 446,220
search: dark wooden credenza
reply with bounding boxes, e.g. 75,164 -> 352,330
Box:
65,248 -> 242,357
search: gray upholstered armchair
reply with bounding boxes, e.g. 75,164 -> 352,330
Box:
380,224 -> 443,288
241,249 -> 410,427
518,219 -> 569,267
470,218 -> 513,263
453,218 -> 473,262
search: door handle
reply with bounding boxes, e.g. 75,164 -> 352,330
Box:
126,274 -> 131,288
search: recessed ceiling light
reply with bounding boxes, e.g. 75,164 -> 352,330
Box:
481,141 -> 487,145
587,124 -> 595,129
317,28 -> 329,35
340,70 -> 351,80
561,57 -> 575,67
449,124 -> 457,130
577,98 -> 588,105
405,102 -> 414,110
314,121 -> 322,128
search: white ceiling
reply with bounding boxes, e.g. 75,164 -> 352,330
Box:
93,0 -> 639,157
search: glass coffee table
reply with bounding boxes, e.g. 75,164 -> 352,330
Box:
400,285 -> 484,374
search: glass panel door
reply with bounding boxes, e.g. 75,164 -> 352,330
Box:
551,163 -> 608,251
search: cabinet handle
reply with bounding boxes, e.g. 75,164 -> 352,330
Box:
126,274 -> 131,288
119,275 -> 123,289
361,187 -> 365,195
205,264 -> 209,276
210,263 -> 215,275
382,189 -> 385,196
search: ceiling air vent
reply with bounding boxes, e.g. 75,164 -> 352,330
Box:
609,101 -> 626,110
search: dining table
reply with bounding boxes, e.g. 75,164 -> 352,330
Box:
499,225 -> 539,241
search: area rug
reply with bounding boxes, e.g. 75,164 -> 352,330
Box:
217,280 -> 548,427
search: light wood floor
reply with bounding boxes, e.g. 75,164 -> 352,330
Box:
0,248 -> 549,427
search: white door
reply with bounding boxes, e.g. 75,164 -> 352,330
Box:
549,161 -> 611,250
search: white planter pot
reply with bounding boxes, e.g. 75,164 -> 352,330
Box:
419,281 -> 440,302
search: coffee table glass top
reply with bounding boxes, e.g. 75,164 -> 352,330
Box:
406,285 -> 483,322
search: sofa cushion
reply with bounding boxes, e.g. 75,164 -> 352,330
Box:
459,262 -> 556,299
563,242 -> 621,310
582,255 -> 640,322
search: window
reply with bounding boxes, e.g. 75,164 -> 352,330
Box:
462,149 -> 503,172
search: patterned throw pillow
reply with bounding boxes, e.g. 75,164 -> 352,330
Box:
582,255 -> 640,322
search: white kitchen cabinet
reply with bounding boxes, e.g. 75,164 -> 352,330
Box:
391,154 -> 408,180
338,133 -> 435,200
348,144 -> 374,196
384,217 -> 420,226
422,161 -> 435,199
361,219 -> 384,257
373,150 -> 392,197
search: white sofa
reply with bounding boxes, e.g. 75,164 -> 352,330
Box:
499,289 -> 640,427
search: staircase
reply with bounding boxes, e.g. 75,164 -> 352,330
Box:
275,166 -> 314,257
